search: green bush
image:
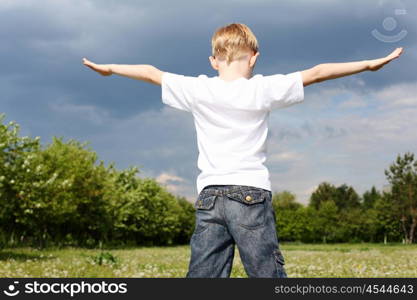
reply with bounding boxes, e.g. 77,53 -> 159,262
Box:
0,114 -> 195,247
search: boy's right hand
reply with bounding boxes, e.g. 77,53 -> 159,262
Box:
368,47 -> 404,71
301,47 -> 403,86
82,58 -> 112,76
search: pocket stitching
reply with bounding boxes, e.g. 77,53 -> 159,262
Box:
226,190 -> 267,230
226,190 -> 267,205
238,218 -> 266,230
194,195 -> 217,210
193,194 -> 216,234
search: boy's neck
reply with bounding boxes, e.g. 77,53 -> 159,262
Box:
218,71 -> 252,82
217,60 -> 253,82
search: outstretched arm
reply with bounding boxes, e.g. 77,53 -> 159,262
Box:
82,58 -> 163,85
301,48 -> 403,87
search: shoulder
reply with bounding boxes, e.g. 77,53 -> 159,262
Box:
258,72 -> 301,80
250,74 -> 265,80
162,72 -> 210,83
252,72 -> 303,87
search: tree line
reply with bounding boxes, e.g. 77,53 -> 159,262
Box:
274,152 -> 417,244
1,113 -> 416,247
0,114 -> 194,248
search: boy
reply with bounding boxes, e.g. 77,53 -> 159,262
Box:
83,23 -> 403,278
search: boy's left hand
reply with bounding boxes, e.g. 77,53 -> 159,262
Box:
368,47 -> 404,71
83,58 -> 112,76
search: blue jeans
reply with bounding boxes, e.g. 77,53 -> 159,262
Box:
186,184 -> 287,278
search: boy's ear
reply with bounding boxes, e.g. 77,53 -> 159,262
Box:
249,51 -> 260,68
209,56 -> 219,71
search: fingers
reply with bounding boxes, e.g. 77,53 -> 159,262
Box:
395,47 -> 404,57
391,48 -> 401,58
82,57 -> 94,67
82,58 -> 103,74
381,48 -> 403,66
388,47 -> 403,60
82,59 -> 111,76
83,58 -> 99,69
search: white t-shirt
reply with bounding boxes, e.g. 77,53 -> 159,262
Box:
161,71 -> 304,194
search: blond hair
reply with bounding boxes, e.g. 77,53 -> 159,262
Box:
211,23 -> 259,65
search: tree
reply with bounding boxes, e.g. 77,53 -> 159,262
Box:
0,114 -> 195,247
272,191 -> 307,242
385,152 -> 417,244
315,200 -> 339,243
174,196 -> 195,244
2,135 -> 114,247
372,192 -> 402,244
0,115 -> 41,246
309,182 -> 360,211
109,177 -> 183,245
334,184 -> 360,210
309,182 -> 336,209
362,186 -> 381,210
272,191 -> 302,210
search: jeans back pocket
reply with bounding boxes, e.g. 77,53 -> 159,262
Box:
193,193 -> 217,234
194,193 -> 217,210
226,188 -> 267,230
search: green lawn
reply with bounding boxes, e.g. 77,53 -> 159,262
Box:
1,243 -> 416,277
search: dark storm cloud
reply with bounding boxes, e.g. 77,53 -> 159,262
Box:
1,0 -> 415,119
1,0 -> 416,200
1,0 -> 415,118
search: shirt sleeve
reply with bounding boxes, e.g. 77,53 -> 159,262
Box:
161,72 -> 198,112
261,71 -> 304,111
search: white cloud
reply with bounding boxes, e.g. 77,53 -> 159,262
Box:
155,171 -> 196,202
376,82 -> 417,109
48,96 -> 110,125
338,95 -> 368,109
269,151 -> 303,163
156,172 -> 185,184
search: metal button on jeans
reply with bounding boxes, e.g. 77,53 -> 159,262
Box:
245,195 -> 252,202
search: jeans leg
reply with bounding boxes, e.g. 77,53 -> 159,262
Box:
186,189 -> 235,278
225,187 -> 287,278
186,223 -> 235,277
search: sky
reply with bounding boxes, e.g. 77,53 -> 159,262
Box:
1,0 -> 416,204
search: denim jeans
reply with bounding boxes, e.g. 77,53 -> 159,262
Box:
186,184 -> 287,278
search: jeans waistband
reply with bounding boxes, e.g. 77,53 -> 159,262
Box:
202,184 -> 271,196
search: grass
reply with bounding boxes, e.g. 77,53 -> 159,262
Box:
1,243 -> 416,277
